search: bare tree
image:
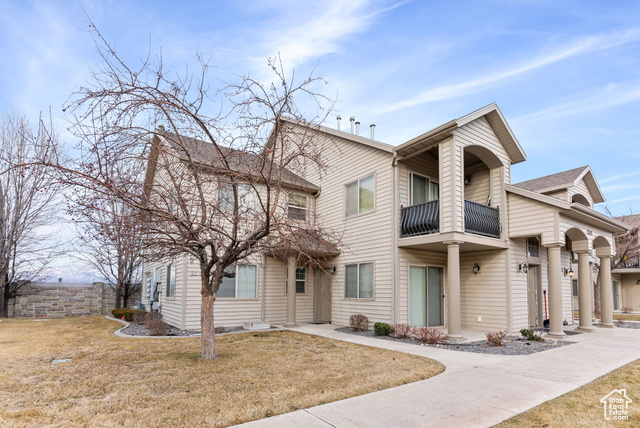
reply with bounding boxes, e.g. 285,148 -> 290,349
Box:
0,113 -> 64,317
70,187 -> 144,309
63,26 -> 338,359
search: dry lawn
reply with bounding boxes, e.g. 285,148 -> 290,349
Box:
614,313 -> 640,322
0,316 -> 443,427
496,358 -> 640,427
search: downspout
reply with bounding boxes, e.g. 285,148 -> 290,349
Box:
392,152 -> 399,324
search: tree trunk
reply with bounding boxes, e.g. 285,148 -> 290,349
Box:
115,283 -> 123,309
0,287 -> 7,318
201,292 -> 217,360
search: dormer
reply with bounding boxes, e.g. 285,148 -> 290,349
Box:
512,166 -> 605,209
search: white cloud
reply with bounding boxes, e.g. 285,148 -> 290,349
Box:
378,27 -> 640,113
512,81 -> 640,125
600,170 -> 640,184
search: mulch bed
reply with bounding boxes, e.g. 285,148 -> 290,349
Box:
336,327 -> 574,355
615,320 -> 640,329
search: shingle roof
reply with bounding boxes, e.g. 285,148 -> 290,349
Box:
512,166 -> 590,193
614,213 -> 640,229
158,130 -> 320,192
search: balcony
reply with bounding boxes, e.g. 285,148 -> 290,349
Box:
400,200 -> 439,237
464,200 -> 500,238
616,255 -> 640,269
400,199 -> 500,239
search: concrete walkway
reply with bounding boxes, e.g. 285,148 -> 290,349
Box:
234,324 -> 640,427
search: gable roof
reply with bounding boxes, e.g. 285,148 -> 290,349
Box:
157,130 -> 320,193
512,165 -> 605,203
394,103 -> 527,164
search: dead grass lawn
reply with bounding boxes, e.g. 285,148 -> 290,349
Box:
0,317 -> 443,427
496,358 -> 640,427
614,313 -> 640,322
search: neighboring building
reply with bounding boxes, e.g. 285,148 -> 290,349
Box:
143,103 -> 627,340
611,214 -> 640,311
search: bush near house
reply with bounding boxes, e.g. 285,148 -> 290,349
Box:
111,308 -> 147,322
486,330 -> 507,346
374,322 -> 391,336
412,326 -> 448,344
621,306 -> 633,313
520,328 -> 545,342
144,311 -> 168,336
390,323 -> 411,339
349,314 -> 369,332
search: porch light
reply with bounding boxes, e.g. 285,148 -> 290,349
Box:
568,268 -> 574,277
518,262 -> 528,273
473,263 -> 481,274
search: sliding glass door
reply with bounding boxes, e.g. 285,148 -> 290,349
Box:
409,266 -> 443,327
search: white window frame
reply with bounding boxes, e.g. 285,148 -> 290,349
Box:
287,193 -> 308,221
166,263 -> 176,298
345,174 -> 375,217
217,264 -> 258,299
527,237 -> 540,258
344,262 -> 375,299
409,172 -> 439,206
218,181 -> 256,214
285,267 -> 307,294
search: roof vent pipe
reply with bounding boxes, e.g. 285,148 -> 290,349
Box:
336,115 -> 342,131
370,124 -> 375,140
355,121 -> 360,136
350,117 -> 355,134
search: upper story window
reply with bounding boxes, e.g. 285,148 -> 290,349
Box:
166,264 -> 176,297
218,181 -> 256,214
346,174 -> 375,217
527,237 -> 540,258
218,264 -> 257,298
410,173 -> 439,205
288,194 -> 307,221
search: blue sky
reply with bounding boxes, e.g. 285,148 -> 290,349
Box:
1,0 -> 639,220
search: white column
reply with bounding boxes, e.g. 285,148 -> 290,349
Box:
446,241 -> 465,342
284,257 -> 297,327
599,255 -> 614,328
576,252 -> 594,332
546,245 -> 566,339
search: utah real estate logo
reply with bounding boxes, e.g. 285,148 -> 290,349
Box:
600,389 -> 632,421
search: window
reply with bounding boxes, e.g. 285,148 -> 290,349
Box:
154,267 -> 163,293
410,173 -> 439,205
166,264 -> 176,297
346,174 -> 375,217
572,279 -> 578,297
288,194 -> 307,221
285,267 -> 306,293
218,181 -> 256,214
218,264 -> 257,298
345,263 -> 374,298
527,237 -> 540,258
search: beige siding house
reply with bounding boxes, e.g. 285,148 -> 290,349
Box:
143,103 -> 627,339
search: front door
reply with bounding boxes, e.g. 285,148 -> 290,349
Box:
527,265 -> 543,327
613,281 -> 620,311
410,266 -> 443,327
315,270 -> 332,322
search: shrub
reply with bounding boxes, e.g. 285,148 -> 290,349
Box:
111,308 -> 147,322
411,326 -> 448,344
144,311 -> 168,336
486,330 -> 507,346
349,314 -> 369,332
520,328 -> 545,342
374,322 -> 391,336
622,307 -> 633,314
390,323 -> 411,339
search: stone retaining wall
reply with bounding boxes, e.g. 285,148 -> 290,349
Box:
9,282 -> 141,318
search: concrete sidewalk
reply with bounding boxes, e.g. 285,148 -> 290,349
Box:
234,324 -> 640,427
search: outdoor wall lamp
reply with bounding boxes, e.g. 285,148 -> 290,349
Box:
473,263 -> 481,274
518,262 -> 528,273
329,266 -> 337,274
569,268 -> 574,277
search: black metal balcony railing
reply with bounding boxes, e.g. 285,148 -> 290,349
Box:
464,200 -> 500,238
400,199 -> 501,239
400,200 -> 439,237
616,255 -> 640,269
